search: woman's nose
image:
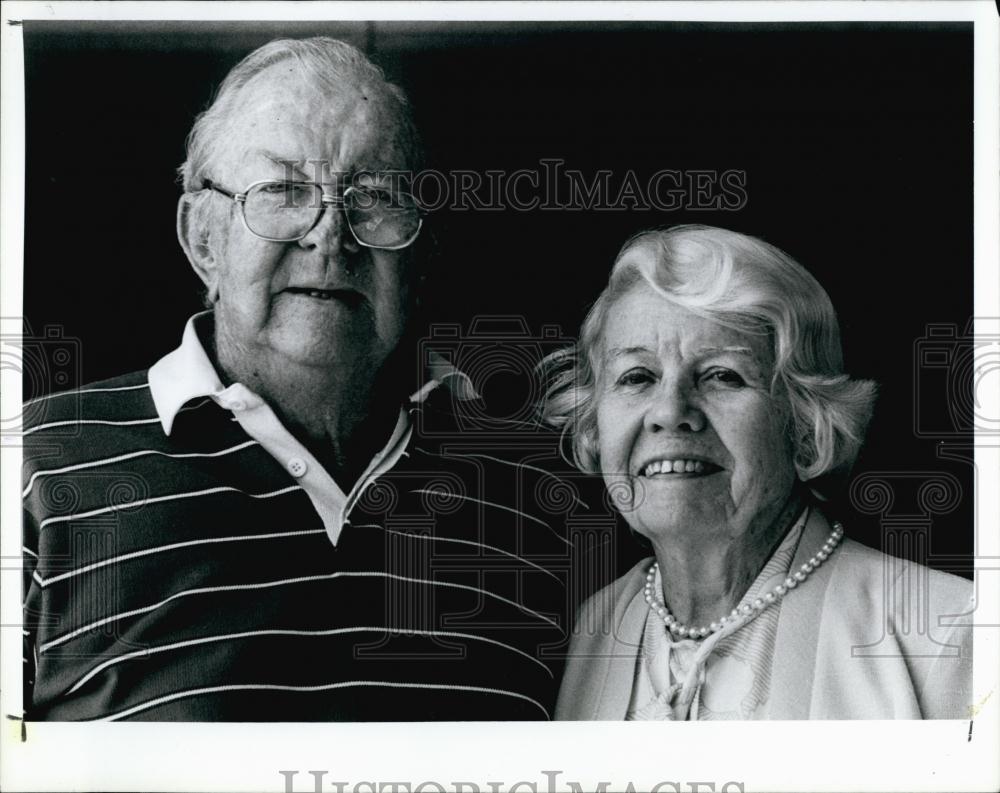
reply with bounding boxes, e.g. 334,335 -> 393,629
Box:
643,380 -> 706,433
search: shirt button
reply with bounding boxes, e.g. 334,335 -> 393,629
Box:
229,399 -> 248,411
287,457 -> 308,478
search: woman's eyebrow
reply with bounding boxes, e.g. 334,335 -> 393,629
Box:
696,346 -> 755,357
605,345 -> 651,360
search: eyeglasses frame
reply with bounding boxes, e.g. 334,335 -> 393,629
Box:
201,178 -> 424,251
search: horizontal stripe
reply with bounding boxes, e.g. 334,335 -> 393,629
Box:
69,625 -> 552,694
354,523 -> 561,584
98,680 -> 548,721
41,569 -> 559,652
23,440 -> 259,498
22,546 -> 38,559
23,382 -> 149,407
34,528 -> 326,588
37,484 -> 302,531
23,417 -> 161,436
410,489 -> 573,548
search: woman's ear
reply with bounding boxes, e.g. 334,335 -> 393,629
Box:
177,193 -> 221,303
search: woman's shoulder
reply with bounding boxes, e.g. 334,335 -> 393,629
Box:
574,557 -> 654,627
805,508 -> 972,610
835,535 -> 972,606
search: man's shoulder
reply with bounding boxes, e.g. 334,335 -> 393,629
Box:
23,370 -> 154,427
21,369 -> 160,473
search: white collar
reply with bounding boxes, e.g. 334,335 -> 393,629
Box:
147,311 -> 477,436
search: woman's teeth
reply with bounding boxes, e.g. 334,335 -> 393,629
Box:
643,459 -> 706,476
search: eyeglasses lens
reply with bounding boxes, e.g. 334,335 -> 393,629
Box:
345,187 -> 421,248
243,183 -> 420,248
244,183 -> 321,241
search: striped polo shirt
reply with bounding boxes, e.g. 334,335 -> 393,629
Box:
22,314 -> 597,721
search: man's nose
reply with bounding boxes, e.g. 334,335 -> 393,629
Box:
297,204 -> 361,257
643,380 -> 706,434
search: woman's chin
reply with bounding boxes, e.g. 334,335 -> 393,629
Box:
626,503 -> 724,544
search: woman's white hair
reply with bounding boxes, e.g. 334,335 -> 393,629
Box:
539,224 -> 877,496
177,36 -> 422,192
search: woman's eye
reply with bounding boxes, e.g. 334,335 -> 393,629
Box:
616,369 -> 654,387
702,369 -> 746,388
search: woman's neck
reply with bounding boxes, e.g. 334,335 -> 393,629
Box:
651,492 -> 806,628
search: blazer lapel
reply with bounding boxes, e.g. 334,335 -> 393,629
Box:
591,584 -> 650,719
766,508 -> 837,719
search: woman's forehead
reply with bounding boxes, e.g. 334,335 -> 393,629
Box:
603,283 -> 763,354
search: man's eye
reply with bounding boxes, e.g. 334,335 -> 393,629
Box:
702,369 -> 746,388
352,186 -> 392,206
352,186 -> 415,211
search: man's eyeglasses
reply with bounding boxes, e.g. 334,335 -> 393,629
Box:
202,179 -> 423,250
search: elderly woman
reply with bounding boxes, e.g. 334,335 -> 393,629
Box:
543,225 -> 973,720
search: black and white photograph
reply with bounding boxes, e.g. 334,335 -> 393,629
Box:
1,1 -> 998,791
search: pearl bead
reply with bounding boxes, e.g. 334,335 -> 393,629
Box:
642,522 -> 841,645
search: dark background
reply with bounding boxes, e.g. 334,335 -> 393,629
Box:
21,21 -> 974,575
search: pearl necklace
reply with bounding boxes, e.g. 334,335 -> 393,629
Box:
643,521 -> 844,640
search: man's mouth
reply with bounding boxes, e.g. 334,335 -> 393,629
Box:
640,458 -> 722,477
284,287 -> 364,307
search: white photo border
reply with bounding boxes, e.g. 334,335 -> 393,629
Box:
1,2 -> 997,792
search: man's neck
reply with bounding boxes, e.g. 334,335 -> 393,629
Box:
211,332 -> 406,489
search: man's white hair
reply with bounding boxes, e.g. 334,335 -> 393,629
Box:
177,36 -> 422,192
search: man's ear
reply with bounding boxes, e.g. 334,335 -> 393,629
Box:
177,193 -> 221,303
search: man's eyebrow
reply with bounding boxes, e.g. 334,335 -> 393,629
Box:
259,153 -> 311,179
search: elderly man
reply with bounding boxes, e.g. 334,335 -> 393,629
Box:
22,37 -> 574,721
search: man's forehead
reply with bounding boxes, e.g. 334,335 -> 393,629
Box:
218,66 -> 410,175
236,62 -> 396,121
